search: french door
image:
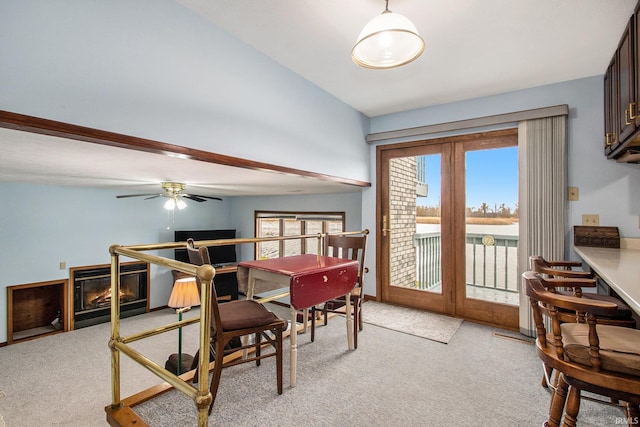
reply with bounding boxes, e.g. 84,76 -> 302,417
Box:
377,129 -> 519,329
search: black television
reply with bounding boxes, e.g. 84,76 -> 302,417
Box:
174,229 -> 237,266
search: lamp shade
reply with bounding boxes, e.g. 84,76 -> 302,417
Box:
352,9 -> 424,69
168,277 -> 201,308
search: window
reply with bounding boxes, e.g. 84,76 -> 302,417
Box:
255,211 -> 345,259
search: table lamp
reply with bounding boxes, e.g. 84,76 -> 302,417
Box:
168,277 -> 200,375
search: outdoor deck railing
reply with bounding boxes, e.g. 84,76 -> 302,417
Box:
413,232 -> 519,293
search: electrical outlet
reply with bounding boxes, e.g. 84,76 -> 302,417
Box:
59,261 -> 66,270
582,214 -> 600,226
568,187 -> 579,201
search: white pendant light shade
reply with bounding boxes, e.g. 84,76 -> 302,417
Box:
352,6 -> 424,69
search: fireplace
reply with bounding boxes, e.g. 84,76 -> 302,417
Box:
70,261 -> 149,329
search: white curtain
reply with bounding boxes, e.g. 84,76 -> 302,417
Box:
518,116 -> 567,336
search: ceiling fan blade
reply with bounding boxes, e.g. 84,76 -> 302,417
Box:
182,194 -> 207,202
144,195 -> 162,200
116,193 -> 161,199
185,193 -> 223,201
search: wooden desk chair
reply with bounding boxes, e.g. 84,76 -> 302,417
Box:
530,256 -> 636,327
523,271 -> 640,427
310,230 -> 368,349
529,255 -> 592,279
186,239 -> 287,415
530,257 -> 636,390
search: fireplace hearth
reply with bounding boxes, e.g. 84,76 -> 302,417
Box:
70,262 -> 149,329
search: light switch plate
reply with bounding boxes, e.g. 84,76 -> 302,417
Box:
568,187 -> 579,201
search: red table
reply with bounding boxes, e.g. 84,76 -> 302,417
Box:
238,254 -> 359,387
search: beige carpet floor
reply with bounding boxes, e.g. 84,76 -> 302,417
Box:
362,301 -> 463,344
0,305 -> 626,426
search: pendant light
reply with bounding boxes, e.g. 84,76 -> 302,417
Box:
352,0 -> 424,69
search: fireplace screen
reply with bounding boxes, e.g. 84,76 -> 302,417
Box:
71,262 -> 149,329
78,274 -> 141,311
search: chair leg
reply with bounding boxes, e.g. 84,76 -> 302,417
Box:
310,306 -> 316,342
626,403 -> 640,426
562,385 -> 580,427
192,354 -> 199,384
548,373 -> 569,427
255,332 -> 261,366
208,340 -> 226,415
323,303 -> 328,326
276,327 -> 283,395
542,363 -> 553,388
191,343 -> 215,384
353,298 -> 359,349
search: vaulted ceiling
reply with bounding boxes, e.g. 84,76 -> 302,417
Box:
1,1 -> 635,196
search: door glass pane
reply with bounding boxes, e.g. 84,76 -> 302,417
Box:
389,154 -> 442,294
464,147 -> 519,305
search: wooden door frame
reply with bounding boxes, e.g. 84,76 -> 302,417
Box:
377,141 -> 454,314
453,129 -> 519,329
376,128 -> 519,329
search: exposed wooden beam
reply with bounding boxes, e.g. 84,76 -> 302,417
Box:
0,110 -> 371,188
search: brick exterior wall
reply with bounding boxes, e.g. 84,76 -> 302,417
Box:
389,157 -> 417,287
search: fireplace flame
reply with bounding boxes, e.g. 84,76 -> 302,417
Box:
91,287 -> 126,306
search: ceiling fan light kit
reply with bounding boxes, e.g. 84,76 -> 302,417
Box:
116,181 -> 222,211
163,197 -> 187,211
352,0 -> 424,69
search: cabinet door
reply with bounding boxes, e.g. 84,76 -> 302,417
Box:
617,18 -> 635,142
605,58 -> 619,154
635,3 -> 640,128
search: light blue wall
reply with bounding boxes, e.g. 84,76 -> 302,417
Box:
364,76 -> 640,297
0,0 -> 370,343
0,184 -> 364,343
0,0 -> 370,182
3,1 -> 639,340
0,183 -> 234,342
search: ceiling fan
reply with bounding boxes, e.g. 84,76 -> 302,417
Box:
116,182 -> 222,210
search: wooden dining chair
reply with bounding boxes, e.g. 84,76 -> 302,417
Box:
523,271 -> 640,427
310,230 -> 368,349
186,239 -> 287,415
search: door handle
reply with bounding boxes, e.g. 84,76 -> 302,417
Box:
382,215 -> 392,237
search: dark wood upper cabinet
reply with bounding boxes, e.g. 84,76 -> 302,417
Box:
604,5 -> 640,163
635,0 -> 640,129
604,58 -> 618,155
617,19 -> 635,143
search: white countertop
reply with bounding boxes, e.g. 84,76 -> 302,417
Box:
573,245 -> 640,315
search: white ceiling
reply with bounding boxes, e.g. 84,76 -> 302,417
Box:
1,0 -> 636,197
0,127 -> 361,197
178,0 -> 636,117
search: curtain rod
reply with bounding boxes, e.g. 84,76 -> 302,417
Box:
366,104 -> 569,144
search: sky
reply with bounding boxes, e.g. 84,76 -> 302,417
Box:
417,146 -> 518,212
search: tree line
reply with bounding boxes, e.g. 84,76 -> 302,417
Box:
417,203 -> 518,218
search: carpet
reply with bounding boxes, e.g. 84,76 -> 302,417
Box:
362,301 -> 463,344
